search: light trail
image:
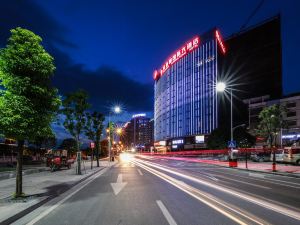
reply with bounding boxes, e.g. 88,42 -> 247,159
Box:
133,160 -> 266,225
133,158 -> 300,221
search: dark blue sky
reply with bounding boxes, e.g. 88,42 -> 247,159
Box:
0,0 -> 300,116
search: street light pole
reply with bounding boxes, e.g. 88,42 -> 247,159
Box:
230,88 -> 233,145
108,112 -> 111,163
107,106 -> 121,163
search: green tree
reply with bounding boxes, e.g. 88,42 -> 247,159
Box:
257,104 -> 287,170
207,126 -> 229,149
32,135 -> 57,149
0,27 -> 61,197
85,111 -> 105,167
234,126 -> 256,148
59,138 -> 77,156
207,126 -> 255,149
61,90 -> 90,174
257,104 -> 287,147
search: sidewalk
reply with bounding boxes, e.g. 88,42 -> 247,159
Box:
0,160 -> 113,224
0,165 -> 49,181
154,156 -> 300,177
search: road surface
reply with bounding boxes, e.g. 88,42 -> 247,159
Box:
13,153 -> 300,225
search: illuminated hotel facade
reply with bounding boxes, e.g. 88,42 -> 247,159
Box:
154,16 -> 282,150
154,29 -> 226,148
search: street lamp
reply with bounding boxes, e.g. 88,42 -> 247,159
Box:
217,82 -> 234,150
116,128 -> 122,135
108,105 -> 122,162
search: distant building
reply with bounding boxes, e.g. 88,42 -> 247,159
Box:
121,114 -> 154,151
246,93 -> 300,145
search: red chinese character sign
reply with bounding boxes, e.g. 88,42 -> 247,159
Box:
154,36 -> 200,80
215,30 -> 226,54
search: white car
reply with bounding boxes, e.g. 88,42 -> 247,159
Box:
275,149 -> 284,162
283,147 -> 300,165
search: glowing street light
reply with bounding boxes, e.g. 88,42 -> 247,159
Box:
114,106 -> 121,114
116,128 -> 122,135
216,82 -> 226,92
108,105 -> 122,162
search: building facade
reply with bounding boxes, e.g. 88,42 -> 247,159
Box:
154,30 -> 224,144
154,16 -> 282,150
246,93 -> 300,145
121,114 -> 154,150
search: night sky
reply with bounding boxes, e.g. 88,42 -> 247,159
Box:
0,0 -> 299,140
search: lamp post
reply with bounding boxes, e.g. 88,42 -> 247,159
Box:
216,82 -> 235,161
216,82 -> 234,142
108,106 -> 121,162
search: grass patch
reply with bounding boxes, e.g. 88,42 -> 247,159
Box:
0,167 -> 15,172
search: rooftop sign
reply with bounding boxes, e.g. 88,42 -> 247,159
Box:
154,36 -> 200,80
215,30 -> 226,54
132,113 -> 146,118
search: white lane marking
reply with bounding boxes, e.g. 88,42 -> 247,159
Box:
110,174 -> 127,195
214,170 -> 300,189
138,162 -> 261,225
134,159 -> 300,221
156,200 -> 178,225
249,173 -> 265,178
202,173 -> 219,182
138,169 -> 143,176
214,175 -> 271,190
24,167 -> 109,225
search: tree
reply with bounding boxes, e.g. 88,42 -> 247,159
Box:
207,126 -> 230,149
61,90 -> 90,174
207,126 -> 255,149
85,111 -> 105,167
258,104 -> 287,147
32,135 -> 57,150
0,27 -> 61,197
257,104 -> 287,170
59,138 -> 77,156
234,126 -> 255,148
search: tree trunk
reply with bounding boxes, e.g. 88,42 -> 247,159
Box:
76,136 -> 81,175
96,140 -> 100,167
16,140 -> 24,197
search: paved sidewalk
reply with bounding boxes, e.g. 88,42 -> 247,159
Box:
0,166 -> 49,181
0,160 -> 114,224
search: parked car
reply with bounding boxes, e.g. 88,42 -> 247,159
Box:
251,152 -> 271,162
275,149 -> 284,162
283,147 -> 300,165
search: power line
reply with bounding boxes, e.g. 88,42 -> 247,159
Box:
240,0 -> 265,31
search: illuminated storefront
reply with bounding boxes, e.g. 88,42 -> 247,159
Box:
154,29 -> 226,145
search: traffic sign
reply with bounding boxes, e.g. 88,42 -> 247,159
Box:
90,142 -> 95,149
228,140 -> 236,148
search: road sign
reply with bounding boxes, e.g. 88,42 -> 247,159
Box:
228,140 -> 236,148
90,142 -> 95,149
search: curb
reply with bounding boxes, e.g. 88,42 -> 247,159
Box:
229,166 -> 300,178
193,160 -> 300,178
0,168 -> 49,181
0,165 -> 111,225
158,156 -> 300,178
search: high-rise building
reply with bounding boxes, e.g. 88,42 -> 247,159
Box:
121,114 -> 154,150
154,16 -> 282,150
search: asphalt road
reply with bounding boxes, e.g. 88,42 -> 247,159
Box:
13,153 -> 300,225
